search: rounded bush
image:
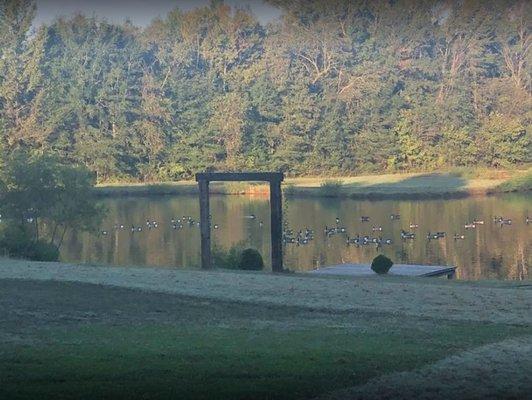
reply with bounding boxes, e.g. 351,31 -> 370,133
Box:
237,248 -> 264,271
28,240 -> 60,262
371,255 -> 393,275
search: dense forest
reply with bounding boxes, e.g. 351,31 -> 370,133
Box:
0,0 -> 530,181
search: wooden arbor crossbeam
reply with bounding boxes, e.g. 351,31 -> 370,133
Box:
195,172 -> 284,272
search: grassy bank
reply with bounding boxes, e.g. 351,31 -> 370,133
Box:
493,168 -> 532,193
1,278 -> 531,400
0,260 -> 531,399
94,168 -> 531,199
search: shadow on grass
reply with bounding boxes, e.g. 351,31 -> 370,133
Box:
347,173 -> 470,200
288,174 -> 471,200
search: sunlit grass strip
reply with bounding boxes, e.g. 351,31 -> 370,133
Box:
93,170 -> 530,199
94,182 -> 271,197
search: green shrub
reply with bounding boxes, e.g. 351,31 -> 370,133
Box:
283,184 -> 296,197
212,243 -> 244,270
212,245 -> 264,271
371,255 -> 393,275
0,224 -> 59,261
319,180 -> 343,197
28,240 -> 60,262
238,248 -> 264,271
0,224 -> 32,257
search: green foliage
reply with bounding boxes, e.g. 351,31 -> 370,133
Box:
1,0 -> 531,178
477,113 -> 531,168
238,248 -> 264,271
213,244 -> 264,271
496,169 -> 532,192
0,223 -> 32,257
283,184 -> 296,197
212,243 -> 245,270
371,255 -> 394,275
319,180 -> 343,197
0,150 -> 104,259
0,224 -> 59,261
440,128 -> 478,167
28,240 -> 60,261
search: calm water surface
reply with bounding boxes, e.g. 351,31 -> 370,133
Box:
61,193 -> 531,280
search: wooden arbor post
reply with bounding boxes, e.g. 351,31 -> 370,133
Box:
195,172 -> 285,272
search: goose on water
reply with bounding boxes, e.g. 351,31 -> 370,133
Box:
427,231 -> 445,240
346,235 -> 361,245
493,216 -> 511,224
400,229 -> 415,239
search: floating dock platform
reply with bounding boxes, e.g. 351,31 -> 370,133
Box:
310,264 -> 457,279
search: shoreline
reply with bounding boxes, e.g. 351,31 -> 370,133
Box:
93,170 -> 531,200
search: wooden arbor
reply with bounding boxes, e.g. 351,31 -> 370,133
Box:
195,172 -> 284,272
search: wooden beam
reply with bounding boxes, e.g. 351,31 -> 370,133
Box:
199,180 -> 211,269
196,171 -> 285,272
196,172 -> 284,183
270,179 -> 283,272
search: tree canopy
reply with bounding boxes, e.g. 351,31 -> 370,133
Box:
0,0 -> 530,180
0,150 -> 104,260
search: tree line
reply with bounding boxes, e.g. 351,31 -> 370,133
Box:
0,0 -> 530,181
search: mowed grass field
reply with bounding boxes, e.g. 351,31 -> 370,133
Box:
1,271 -> 531,400
94,168 -> 531,199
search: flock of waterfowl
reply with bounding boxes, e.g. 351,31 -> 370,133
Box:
98,213 -> 530,250
99,214 -> 260,236
281,213 -> 531,248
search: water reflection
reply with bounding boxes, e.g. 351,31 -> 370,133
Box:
61,193 -> 531,280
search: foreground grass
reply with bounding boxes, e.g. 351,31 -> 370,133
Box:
1,262 -> 531,399
1,282 -> 530,400
94,169 -> 530,199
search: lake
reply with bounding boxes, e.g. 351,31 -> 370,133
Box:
61,193 -> 531,280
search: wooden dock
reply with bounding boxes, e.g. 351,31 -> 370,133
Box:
310,264 -> 457,279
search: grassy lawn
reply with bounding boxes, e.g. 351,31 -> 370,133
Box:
94,168 -> 531,199
1,280 -> 530,400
